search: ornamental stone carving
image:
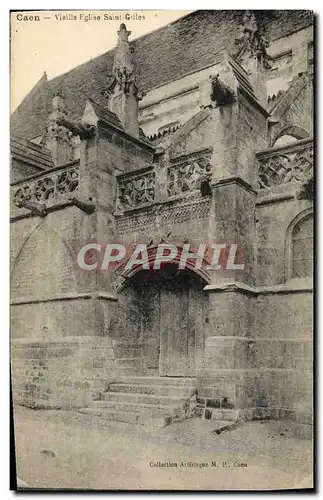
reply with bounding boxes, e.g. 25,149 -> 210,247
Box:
210,75 -> 235,106
13,165 -> 79,209
233,11 -> 272,70
34,177 -> 55,201
103,24 -> 143,137
56,169 -> 79,194
258,144 -> 313,188
13,185 -> 32,206
117,171 -> 155,210
167,155 -> 212,197
40,94 -> 75,165
115,199 -> 210,234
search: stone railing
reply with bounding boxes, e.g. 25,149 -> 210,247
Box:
117,169 -> 155,211
167,152 -> 212,198
12,161 -> 80,209
116,152 -> 213,212
257,138 -> 313,189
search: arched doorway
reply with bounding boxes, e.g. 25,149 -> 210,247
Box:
120,264 -> 209,377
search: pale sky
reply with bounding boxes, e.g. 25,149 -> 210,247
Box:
10,10 -> 192,111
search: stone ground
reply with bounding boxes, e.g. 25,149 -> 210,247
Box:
13,406 -> 313,491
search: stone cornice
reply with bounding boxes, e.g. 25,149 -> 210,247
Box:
99,119 -> 155,152
11,336 -> 113,347
11,291 -> 119,306
139,84 -> 199,112
256,137 -> 313,159
256,193 -> 295,206
204,281 -> 313,295
211,176 -> 258,195
10,160 -> 80,187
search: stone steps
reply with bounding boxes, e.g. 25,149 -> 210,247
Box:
101,391 -> 187,406
108,383 -> 196,397
118,376 -> 197,386
88,400 -> 180,413
78,407 -> 172,428
209,409 -> 240,422
78,376 -> 240,428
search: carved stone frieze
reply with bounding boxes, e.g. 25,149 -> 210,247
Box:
167,155 -> 212,197
115,199 -> 210,234
13,185 -> 32,206
56,169 -> 79,194
117,171 -> 155,210
13,164 -> 79,210
258,144 -> 313,188
34,177 -> 55,201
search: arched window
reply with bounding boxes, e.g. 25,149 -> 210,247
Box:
291,213 -> 313,279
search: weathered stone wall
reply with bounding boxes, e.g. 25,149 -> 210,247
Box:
10,185 -> 118,409
267,25 -> 313,98
11,336 -> 117,409
239,291 -> 312,418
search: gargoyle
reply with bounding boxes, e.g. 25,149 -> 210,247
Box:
69,196 -> 96,214
57,116 -> 96,139
210,74 -> 236,106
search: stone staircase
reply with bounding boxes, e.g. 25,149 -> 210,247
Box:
79,376 -> 240,430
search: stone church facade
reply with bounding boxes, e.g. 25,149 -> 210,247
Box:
11,11 -> 313,431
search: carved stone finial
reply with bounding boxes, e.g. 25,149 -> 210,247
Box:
209,74 -> 236,106
40,94 -> 74,166
113,23 -> 133,75
103,24 -> 143,137
234,10 -> 272,70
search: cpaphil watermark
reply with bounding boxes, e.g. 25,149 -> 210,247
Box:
76,242 -> 245,272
